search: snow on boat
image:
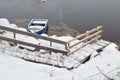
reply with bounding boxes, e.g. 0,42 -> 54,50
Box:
28,19 -> 48,35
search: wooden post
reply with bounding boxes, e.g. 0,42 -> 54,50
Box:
65,44 -> 68,50
57,55 -> 59,65
86,31 -> 90,42
50,41 -> 52,47
13,32 -> 16,39
68,43 -> 70,47
50,41 -> 52,55
96,26 -> 102,41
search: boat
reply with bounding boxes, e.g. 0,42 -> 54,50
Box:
28,19 -> 48,35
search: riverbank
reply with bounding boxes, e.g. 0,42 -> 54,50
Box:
10,18 -> 80,37
117,43 -> 120,50
10,18 -> 120,50
0,18 -> 120,80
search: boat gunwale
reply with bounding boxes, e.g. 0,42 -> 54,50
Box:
28,19 -> 48,35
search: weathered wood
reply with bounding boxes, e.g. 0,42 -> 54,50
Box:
0,26 -> 67,45
86,35 -> 101,44
69,30 -> 102,48
88,26 -> 102,34
0,25 -> 103,55
95,42 -> 110,53
67,26 -> 102,44
67,33 -> 86,44
1,44 -> 73,70
85,31 -> 90,42
0,35 -> 68,54
69,35 -> 101,55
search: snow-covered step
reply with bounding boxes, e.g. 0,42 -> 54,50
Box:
89,43 -> 103,50
99,39 -> 110,44
68,42 -> 84,55
0,36 -> 112,70
0,43 -> 75,69
94,41 -> 107,46
68,46 -> 93,68
70,52 -> 86,62
81,45 -> 96,55
69,48 -> 90,58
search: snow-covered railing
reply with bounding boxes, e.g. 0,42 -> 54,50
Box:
0,26 -> 67,45
0,26 -> 69,54
0,35 -> 69,54
67,26 -> 103,48
0,25 -> 103,55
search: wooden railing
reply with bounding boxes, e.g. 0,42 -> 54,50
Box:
67,26 -> 103,48
0,26 -> 103,55
0,26 -> 69,54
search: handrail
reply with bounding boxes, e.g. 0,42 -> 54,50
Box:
0,25 -> 103,55
0,26 -> 67,44
0,26 -> 68,50
67,26 -> 103,48
67,26 -> 102,44
0,35 -> 68,54
69,35 -> 102,54
69,30 -> 102,48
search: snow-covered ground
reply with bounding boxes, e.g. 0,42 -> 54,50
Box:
0,18 -> 120,80
0,42 -> 120,80
0,53 -> 77,80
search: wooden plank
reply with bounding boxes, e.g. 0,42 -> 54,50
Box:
67,26 -> 102,44
86,35 -> 101,44
99,40 -> 110,45
94,42 -> 107,47
69,30 -> 102,48
0,35 -> 68,54
87,26 -> 102,34
67,33 -> 86,43
2,45 -> 73,69
69,35 -> 101,55
0,26 -> 67,45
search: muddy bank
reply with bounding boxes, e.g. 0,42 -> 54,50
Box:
116,43 -> 120,50
10,18 -> 80,37
47,23 -> 79,37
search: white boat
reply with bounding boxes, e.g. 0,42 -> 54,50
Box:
28,19 -> 48,35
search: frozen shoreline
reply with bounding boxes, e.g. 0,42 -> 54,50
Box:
0,18 -> 120,80
10,18 -> 80,37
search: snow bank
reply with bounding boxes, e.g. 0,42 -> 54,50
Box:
73,43 -> 120,80
0,53 -> 80,80
0,18 -> 17,38
0,43 -> 120,80
0,18 -> 17,28
0,18 -> 39,50
15,28 -> 40,46
0,18 -> 10,25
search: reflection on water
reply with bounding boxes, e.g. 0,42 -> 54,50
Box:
0,0 -> 120,42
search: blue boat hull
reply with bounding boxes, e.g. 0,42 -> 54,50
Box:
36,26 -> 48,35
28,19 -> 48,35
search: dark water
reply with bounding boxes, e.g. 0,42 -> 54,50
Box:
0,0 -> 120,42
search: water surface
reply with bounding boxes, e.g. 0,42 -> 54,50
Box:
0,0 -> 120,42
